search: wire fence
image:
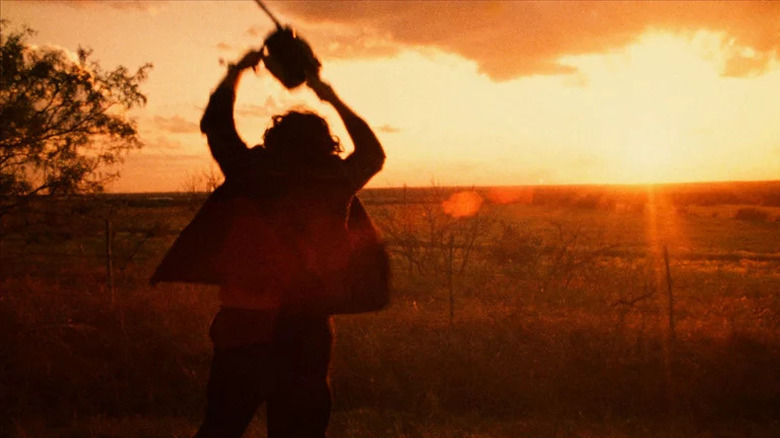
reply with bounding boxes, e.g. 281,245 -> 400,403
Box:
3,197 -> 778,291
3,194 -> 780,343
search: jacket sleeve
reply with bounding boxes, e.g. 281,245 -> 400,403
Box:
200,86 -> 249,178
340,112 -> 386,191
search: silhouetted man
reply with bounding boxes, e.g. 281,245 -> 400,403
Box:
152,49 -> 386,437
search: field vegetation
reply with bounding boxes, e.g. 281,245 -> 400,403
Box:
2,180 -> 779,437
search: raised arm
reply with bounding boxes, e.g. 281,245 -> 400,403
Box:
306,74 -> 386,190
200,50 -> 264,178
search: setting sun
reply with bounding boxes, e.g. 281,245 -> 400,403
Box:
3,1 -> 779,190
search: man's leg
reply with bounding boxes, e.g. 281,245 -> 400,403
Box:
194,344 -> 275,438
266,315 -> 333,438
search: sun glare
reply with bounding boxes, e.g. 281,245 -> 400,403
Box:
621,119 -> 678,183
563,31 -> 742,184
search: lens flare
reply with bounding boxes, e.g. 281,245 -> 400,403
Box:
442,191 -> 483,218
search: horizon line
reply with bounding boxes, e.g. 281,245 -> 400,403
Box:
105,178 -> 780,196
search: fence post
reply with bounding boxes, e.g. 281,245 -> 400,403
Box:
663,246 -> 675,342
105,219 -> 115,307
661,245 -> 677,419
0,214 -> 4,285
448,234 -> 455,324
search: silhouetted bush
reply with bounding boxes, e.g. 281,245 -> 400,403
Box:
734,207 -> 771,222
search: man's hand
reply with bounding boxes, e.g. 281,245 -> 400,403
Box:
218,50 -> 263,92
234,49 -> 264,72
306,72 -> 338,103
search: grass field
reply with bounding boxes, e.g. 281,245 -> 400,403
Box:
2,181 -> 779,437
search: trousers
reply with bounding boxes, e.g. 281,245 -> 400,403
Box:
194,313 -> 333,438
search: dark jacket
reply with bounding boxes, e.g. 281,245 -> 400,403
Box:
150,86 -> 389,314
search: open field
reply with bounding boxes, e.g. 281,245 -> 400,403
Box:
2,181 -> 780,437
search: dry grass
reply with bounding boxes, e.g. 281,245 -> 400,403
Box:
2,183 -> 779,437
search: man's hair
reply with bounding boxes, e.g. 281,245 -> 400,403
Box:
263,111 -> 342,160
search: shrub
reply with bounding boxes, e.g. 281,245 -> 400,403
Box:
734,207 -> 770,222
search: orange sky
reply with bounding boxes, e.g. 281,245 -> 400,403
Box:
4,0 -> 779,192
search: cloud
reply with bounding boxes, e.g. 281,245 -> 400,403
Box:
27,44 -> 101,81
50,0 -> 165,13
31,43 -> 83,64
268,1 -> 780,80
139,135 -> 192,153
235,96 -> 284,118
248,21 -> 399,61
375,124 -> 400,134
721,47 -> 773,78
152,115 -> 199,134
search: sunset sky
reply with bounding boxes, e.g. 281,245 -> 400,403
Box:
4,0 -> 780,192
